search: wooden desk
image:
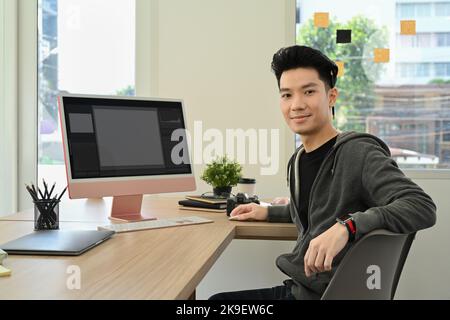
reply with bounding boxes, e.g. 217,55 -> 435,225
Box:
0,196 -> 297,299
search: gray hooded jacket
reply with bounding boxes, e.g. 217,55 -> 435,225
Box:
267,131 -> 437,300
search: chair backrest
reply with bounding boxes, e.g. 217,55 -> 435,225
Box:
321,230 -> 416,300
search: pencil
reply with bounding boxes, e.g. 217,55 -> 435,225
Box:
37,187 -> 45,200
48,183 -> 56,199
25,185 -> 38,202
43,179 -> 48,199
30,183 -> 38,199
57,186 -> 67,201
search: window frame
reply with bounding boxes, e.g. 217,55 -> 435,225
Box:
17,0 -> 152,211
17,0 -> 38,211
0,0 -> 19,215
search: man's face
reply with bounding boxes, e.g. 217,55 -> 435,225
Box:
279,67 -> 337,135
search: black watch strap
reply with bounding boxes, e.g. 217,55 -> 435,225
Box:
336,214 -> 356,242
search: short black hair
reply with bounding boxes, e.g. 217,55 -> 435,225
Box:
271,45 -> 339,90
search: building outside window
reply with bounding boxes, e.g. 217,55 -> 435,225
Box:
296,0 -> 450,169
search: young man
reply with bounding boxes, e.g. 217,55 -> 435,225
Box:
209,45 -> 437,300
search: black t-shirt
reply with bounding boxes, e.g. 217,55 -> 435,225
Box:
294,135 -> 337,231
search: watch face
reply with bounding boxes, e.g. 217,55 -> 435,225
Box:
339,214 -> 352,222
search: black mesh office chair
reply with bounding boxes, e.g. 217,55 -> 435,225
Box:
321,230 -> 416,300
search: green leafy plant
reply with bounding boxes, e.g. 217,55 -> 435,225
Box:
429,79 -> 450,84
116,85 -> 136,96
200,156 -> 243,188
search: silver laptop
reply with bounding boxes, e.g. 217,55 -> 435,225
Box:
0,230 -> 115,256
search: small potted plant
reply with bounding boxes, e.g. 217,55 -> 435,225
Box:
201,155 -> 243,197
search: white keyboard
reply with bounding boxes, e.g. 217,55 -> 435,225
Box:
98,216 -> 213,233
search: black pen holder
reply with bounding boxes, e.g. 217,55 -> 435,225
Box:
34,199 -> 60,231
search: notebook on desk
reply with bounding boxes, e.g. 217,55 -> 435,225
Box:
185,195 -> 227,204
178,199 -> 227,210
0,230 -> 115,256
178,206 -> 226,213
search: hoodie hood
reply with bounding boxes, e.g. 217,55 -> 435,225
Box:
287,131 -> 391,184
330,131 -> 391,176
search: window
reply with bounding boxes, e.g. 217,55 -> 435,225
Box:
441,95 -> 450,109
435,63 -> 450,77
397,2 -> 432,18
435,2 -> 450,16
399,33 -> 427,48
398,3 -> 415,18
416,3 -> 432,17
417,33 -> 432,47
38,0 -> 136,189
398,32 -> 450,48
398,63 -> 431,78
443,121 -> 450,141
436,33 -> 450,47
398,62 -> 450,77
417,63 -> 431,77
296,0 -> 450,169
442,150 -> 450,162
398,34 -> 414,47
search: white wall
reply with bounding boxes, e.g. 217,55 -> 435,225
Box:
394,178 -> 450,299
141,0 -> 295,200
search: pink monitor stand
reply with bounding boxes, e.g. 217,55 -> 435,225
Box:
110,194 -> 156,222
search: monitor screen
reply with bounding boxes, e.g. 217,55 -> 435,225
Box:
61,96 -> 192,179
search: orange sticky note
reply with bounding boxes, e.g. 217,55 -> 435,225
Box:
374,48 -> 390,63
400,20 -> 416,35
335,61 -> 344,77
314,12 -> 329,28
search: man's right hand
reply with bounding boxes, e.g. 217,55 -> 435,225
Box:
229,203 -> 268,221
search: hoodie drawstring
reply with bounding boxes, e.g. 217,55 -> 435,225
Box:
330,146 -> 342,176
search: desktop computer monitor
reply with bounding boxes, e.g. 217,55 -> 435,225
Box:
58,94 -> 196,222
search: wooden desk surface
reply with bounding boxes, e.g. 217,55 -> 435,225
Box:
0,196 -> 297,300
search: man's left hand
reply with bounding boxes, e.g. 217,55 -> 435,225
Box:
304,223 -> 349,277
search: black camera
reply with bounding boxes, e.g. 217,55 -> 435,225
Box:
226,193 -> 260,216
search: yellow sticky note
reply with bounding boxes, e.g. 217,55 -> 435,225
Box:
0,265 -> 11,277
374,48 -> 390,63
335,61 -> 345,77
400,20 -> 416,35
314,12 -> 329,28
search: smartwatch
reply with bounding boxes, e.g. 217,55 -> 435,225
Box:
336,214 -> 356,242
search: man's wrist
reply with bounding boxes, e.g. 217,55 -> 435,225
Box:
336,222 -> 349,241
336,214 -> 356,242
